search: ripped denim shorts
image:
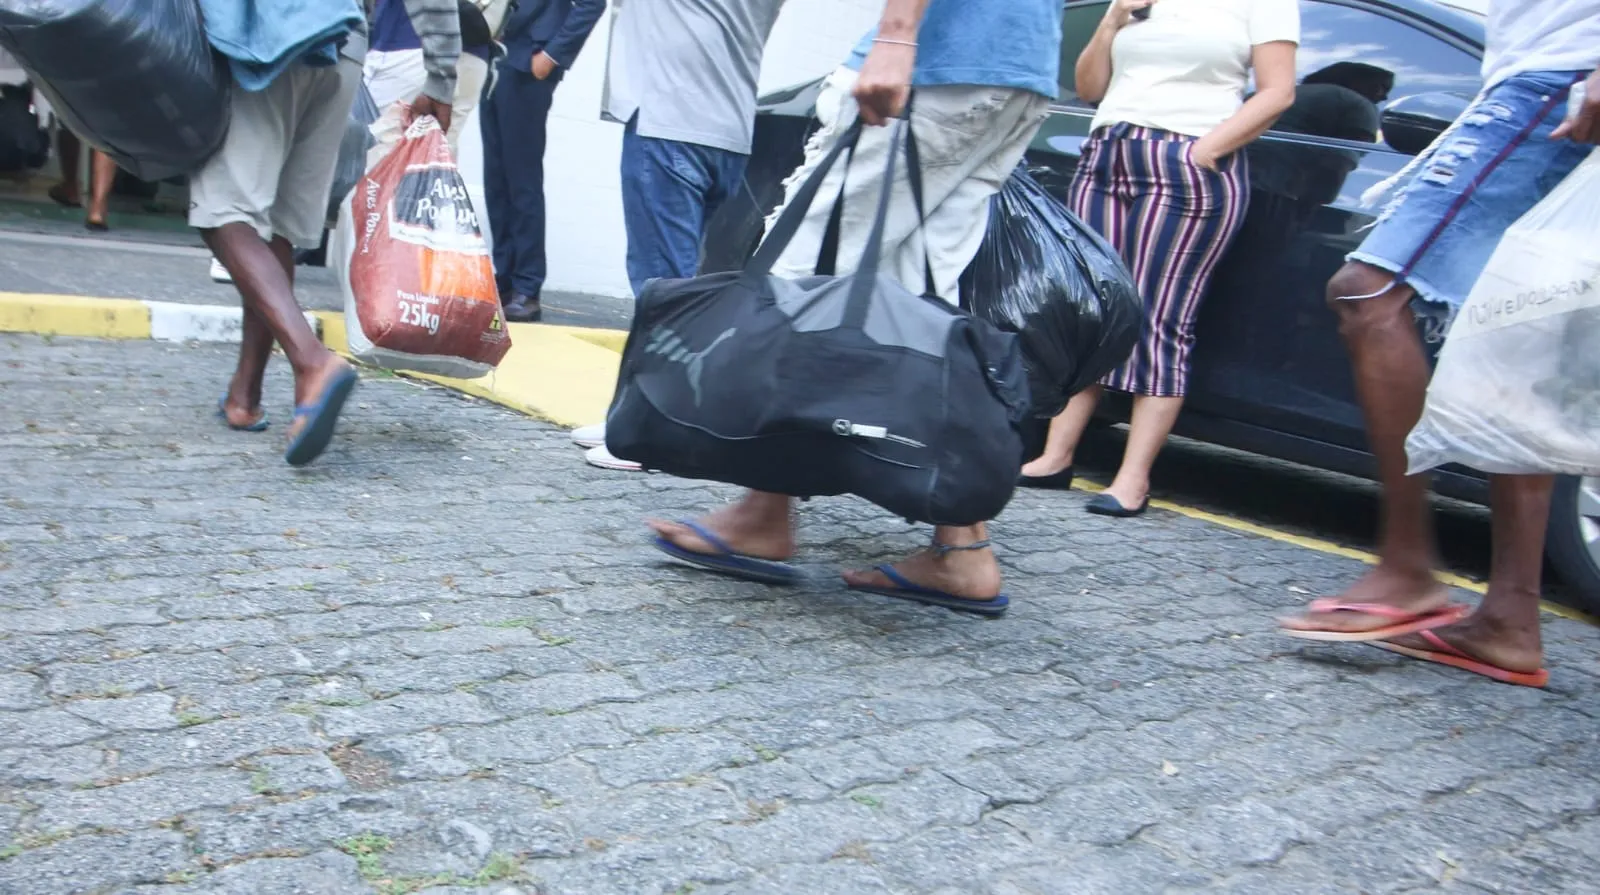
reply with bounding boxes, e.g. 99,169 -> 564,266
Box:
1347,69 -> 1591,337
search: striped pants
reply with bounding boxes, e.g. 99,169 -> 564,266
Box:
1068,124 -> 1249,398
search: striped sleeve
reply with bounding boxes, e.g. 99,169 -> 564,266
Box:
402,0 -> 462,103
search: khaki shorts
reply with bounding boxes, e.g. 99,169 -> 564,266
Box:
768,67 -> 1051,303
189,59 -> 362,247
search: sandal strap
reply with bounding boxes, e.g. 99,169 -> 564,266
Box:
932,539 -> 991,556
1306,599 -> 1427,619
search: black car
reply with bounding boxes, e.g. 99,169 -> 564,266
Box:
699,0 -> 1599,611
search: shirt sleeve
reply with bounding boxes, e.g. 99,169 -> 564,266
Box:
402,0 -> 462,103
1249,0 -> 1301,46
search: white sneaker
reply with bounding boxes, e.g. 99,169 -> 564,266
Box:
584,443 -> 642,472
570,422 -> 606,449
209,257 -> 233,283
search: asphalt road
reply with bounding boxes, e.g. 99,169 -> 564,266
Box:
0,227 -> 635,331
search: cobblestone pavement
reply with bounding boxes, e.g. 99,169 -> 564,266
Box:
2,334 -> 1598,895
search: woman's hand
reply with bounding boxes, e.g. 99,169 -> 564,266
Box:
1188,141 -> 1222,172
1103,0 -> 1156,30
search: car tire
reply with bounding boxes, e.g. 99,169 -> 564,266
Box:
1545,475 -> 1600,615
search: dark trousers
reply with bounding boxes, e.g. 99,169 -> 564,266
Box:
481,66 -> 557,298
619,117 -> 749,297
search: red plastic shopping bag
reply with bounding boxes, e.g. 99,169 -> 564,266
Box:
333,107 -> 510,378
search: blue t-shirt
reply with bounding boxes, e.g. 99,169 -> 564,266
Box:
370,0 -> 422,52
372,0 -> 491,60
846,0 -> 1062,100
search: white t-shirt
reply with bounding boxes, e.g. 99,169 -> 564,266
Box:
1483,0 -> 1600,89
1089,0 -> 1300,137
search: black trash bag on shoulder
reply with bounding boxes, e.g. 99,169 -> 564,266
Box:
959,163 -> 1142,417
0,0 -> 229,182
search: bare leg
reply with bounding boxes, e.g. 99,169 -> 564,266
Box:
200,223 -> 349,425
85,150 -> 116,227
648,490 -> 796,561
220,236 -> 295,428
1281,263 -> 1450,634
50,129 -> 83,206
1101,394 -> 1183,508
842,522 -> 1004,602
1381,474 -> 1550,674
1021,385 -> 1102,478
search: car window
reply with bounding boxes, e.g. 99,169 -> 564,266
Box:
1056,1 -> 1109,108
1058,1 -> 1482,112
1295,0 -> 1482,106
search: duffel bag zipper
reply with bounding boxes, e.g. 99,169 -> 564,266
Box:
832,419 -> 926,449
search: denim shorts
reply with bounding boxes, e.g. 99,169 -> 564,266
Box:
1347,70 -> 1591,338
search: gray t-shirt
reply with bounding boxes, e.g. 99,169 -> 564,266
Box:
603,0 -> 787,155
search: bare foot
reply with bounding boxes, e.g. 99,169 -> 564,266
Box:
1383,611 -> 1544,675
48,183 -> 81,208
843,543 -> 1003,603
1021,454 -> 1072,478
285,354 -> 354,442
219,397 -> 266,430
1278,564 -> 1451,635
647,499 -> 794,562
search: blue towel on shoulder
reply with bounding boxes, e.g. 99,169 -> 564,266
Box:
199,0 -> 364,91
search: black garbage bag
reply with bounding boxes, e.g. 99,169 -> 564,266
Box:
0,0 -> 229,182
959,164 -> 1142,417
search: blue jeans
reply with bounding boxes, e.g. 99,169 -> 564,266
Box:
482,66 -> 557,298
1349,70 -> 1591,335
620,118 -> 749,297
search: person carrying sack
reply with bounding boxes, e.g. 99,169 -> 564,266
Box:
194,0 -> 459,466
645,0 -> 1062,616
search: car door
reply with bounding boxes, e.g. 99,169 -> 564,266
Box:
1185,0 -> 1485,459
1028,0 -> 1484,468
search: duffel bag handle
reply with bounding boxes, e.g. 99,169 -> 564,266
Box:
745,98 -> 937,312
815,96 -> 938,303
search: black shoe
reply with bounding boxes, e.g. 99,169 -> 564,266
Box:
504,293 -> 542,323
1085,492 -> 1149,518
1018,465 -> 1074,490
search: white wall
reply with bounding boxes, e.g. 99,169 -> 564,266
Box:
537,0 -> 883,299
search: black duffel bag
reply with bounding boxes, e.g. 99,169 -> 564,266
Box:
0,0 -> 229,182
605,116 -> 1031,527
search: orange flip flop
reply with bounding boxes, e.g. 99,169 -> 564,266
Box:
1278,598 -> 1471,643
1371,630 -> 1549,688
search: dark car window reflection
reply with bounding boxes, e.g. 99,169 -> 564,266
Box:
1295,1 -> 1480,112
1250,62 -> 1393,212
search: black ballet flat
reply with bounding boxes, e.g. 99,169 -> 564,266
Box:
1019,465 -> 1074,490
1086,492 -> 1149,518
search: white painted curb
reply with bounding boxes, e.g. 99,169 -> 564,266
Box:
146,300 -> 322,343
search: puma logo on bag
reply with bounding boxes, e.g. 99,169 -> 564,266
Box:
644,326 -> 736,406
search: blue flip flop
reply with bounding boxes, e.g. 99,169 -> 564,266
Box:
848,565 -> 1010,617
284,366 -> 359,467
216,393 -> 269,432
652,520 -> 801,586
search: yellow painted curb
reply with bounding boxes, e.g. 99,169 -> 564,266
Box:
1072,479 -> 1593,622
549,325 -> 627,354
0,292 -> 150,340
314,312 -> 621,428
